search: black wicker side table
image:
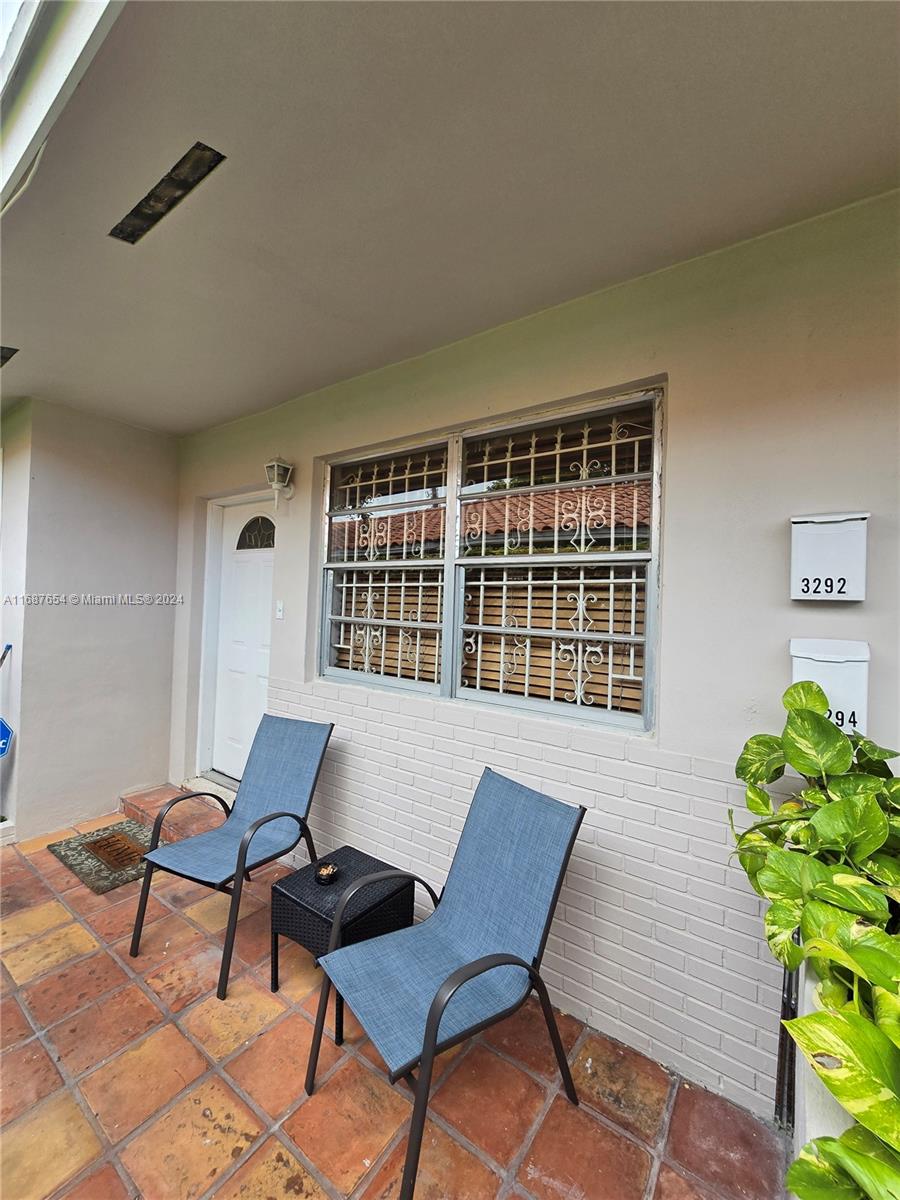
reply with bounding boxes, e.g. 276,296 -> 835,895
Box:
271,844 -> 414,1042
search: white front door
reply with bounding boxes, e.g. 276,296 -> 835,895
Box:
212,501 -> 275,780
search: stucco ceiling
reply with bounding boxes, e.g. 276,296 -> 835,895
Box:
2,1 -> 898,434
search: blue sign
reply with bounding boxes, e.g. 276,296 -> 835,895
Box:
0,719 -> 13,759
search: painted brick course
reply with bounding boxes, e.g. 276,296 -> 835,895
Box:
268,676 -> 779,1117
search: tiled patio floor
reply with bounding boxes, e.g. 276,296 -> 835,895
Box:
0,791 -> 787,1200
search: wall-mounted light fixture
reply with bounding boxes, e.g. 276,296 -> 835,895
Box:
265,458 -> 294,508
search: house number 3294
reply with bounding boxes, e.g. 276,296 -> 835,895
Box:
800,577 -> 847,595
826,708 -> 858,730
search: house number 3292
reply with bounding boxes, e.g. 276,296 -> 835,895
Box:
799,577 -> 847,595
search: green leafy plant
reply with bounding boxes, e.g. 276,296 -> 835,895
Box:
731,682 -> 900,1199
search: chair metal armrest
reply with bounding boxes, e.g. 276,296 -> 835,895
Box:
426,953 -> 534,1047
327,870 -> 440,953
235,811 -> 308,875
150,791 -> 231,850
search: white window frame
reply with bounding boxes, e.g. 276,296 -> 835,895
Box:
320,384 -> 663,730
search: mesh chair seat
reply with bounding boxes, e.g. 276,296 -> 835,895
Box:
145,818 -> 299,886
321,916 -> 531,1076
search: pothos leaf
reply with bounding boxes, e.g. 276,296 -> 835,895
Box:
784,681 -> 831,715
860,853 -> 900,890
810,795 -> 889,862
765,900 -> 804,969
833,923 -> 900,994
808,870 -> 891,922
785,1010 -> 900,1151
784,710 -> 855,778
801,899 -> 858,943
874,990 -> 900,1052
736,734 -> 786,785
827,775 -> 888,804
818,1131 -> 900,1200
745,784 -> 773,816
851,734 -> 900,763
786,1139 -> 864,1200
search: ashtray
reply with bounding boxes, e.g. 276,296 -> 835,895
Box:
315,861 -> 340,886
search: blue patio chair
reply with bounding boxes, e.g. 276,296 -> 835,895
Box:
304,767 -> 585,1200
129,714 -> 333,999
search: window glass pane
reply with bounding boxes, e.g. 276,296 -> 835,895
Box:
236,515 -> 275,550
328,505 -> 445,564
330,446 -> 447,511
459,479 -> 651,557
327,566 -> 443,683
460,563 -> 646,713
461,403 -> 653,495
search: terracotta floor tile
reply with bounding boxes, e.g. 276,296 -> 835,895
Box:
116,911 -> 206,972
214,1137 -> 328,1200
432,1044 -> 546,1166
144,942 -> 229,1012
80,1022 -> 207,1141
0,870 -> 54,916
361,1118 -> 501,1200
518,1095 -> 652,1200
214,905 -> 273,967
1,1038 -> 64,1124
227,1011 -> 342,1117
269,939 -> 321,1002
21,950 -> 127,1028
666,1083 -> 786,1200
483,995 -> 583,1080
49,982 -> 163,1076
283,1058 -> 410,1193
153,874 -> 211,908
0,1090 -> 102,1200
571,1031 -> 674,1144
655,1163 -> 722,1200
301,985 -> 366,1047
64,877 -> 142,913
181,974 -> 287,1059
0,994 -> 34,1048
1,920 -> 98,984
0,897 -> 73,948
73,812 -> 127,834
26,847 -> 79,883
17,828 -> 79,855
59,1163 -> 131,1200
87,893 -> 168,943
185,888 -> 264,933
120,1075 -> 262,1200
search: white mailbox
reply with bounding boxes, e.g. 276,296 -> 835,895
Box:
790,512 -> 869,601
790,639 -> 870,735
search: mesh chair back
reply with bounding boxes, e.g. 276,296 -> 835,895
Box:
232,716 -> 333,841
438,768 -> 584,966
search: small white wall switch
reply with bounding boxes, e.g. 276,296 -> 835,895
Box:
275,600 -> 284,619
790,512 -> 869,601
790,638 -> 870,734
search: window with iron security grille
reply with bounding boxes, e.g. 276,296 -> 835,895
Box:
322,389 -> 660,725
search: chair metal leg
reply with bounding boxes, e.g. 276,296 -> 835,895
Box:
305,974 -> 332,1095
271,930 -> 279,992
302,827 -> 318,863
399,1033 -> 437,1200
533,975 -> 579,1104
129,863 -> 155,957
217,871 -> 245,1000
335,991 -> 344,1046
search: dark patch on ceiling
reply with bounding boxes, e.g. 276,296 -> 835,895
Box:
109,141 -> 226,244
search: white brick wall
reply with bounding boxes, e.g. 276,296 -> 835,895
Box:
268,675 -> 781,1117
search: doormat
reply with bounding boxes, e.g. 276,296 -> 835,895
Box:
46,820 -> 165,894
